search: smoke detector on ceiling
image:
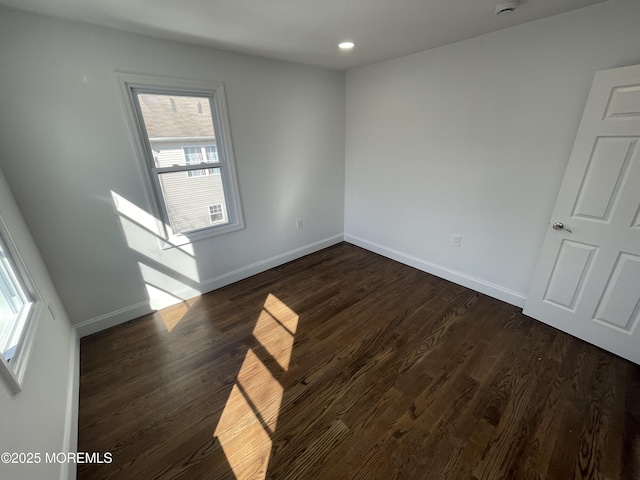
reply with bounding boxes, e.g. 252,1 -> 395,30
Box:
495,1 -> 518,15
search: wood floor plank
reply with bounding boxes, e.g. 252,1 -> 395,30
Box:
621,365 -> 640,480
77,243 -> 640,479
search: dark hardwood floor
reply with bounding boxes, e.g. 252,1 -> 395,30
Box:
77,242 -> 640,480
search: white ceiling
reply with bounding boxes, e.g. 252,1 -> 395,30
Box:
0,0 -> 606,70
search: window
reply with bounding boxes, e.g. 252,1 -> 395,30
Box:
0,219 -> 41,393
118,73 -> 244,244
184,146 -> 219,177
0,238 -> 30,363
209,204 -> 225,224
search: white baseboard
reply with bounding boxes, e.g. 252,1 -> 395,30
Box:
75,301 -> 153,338
197,234 -> 344,292
345,234 -> 527,308
61,327 -> 80,480
74,234 -> 344,338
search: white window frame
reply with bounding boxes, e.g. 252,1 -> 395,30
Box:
0,214 -> 42,394
117,73 -> 244,246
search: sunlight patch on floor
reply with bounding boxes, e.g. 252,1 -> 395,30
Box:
214,294 -> 299,479
155,296 -> 199,333
252,293 -> 299,371
214,383 -> 273,479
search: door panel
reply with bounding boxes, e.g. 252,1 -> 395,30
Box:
524,64 -> 640,364
592,252 -> 640,332
572,137 -> 636,221
543,240 -> 597,311
604,85 -> 640,118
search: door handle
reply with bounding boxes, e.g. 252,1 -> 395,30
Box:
552,222 -> 572,233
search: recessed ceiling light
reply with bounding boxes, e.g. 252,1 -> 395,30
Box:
338,41 -> 355,50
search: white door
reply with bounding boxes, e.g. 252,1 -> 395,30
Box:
524,64 -> 640,365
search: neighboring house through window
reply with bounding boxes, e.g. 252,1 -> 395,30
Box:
118,73 -> 244,243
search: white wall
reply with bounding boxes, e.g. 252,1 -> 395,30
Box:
345,0 -> 640,305
0,168 -> 77,480
0,9 -> 345,330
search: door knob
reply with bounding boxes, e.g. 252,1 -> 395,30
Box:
552,222 -> 572,233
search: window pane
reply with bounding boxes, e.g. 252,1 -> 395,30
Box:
0,240 -> 27,361
137,94 -> 218,168
187,168 -> 216,178
184,146 -> 203,165
184,146 -> 219,177
209,204 -> 225,224
205,146 -> 218,162
158,168 -> 229,234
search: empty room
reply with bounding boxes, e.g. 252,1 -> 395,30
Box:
0,0 -> 639,479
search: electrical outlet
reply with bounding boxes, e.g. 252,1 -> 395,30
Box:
452,234 -> 462,247
296,219 -> 303,230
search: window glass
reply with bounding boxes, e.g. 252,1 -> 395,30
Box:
184,147 -> 217,177
209,204 -> 225,224
118,74 -> 244,243
157,168 -> 225,234
0,237 -> 30,363
0,223 -> 40,393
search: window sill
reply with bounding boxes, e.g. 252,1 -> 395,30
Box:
161,221 -> 245,249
